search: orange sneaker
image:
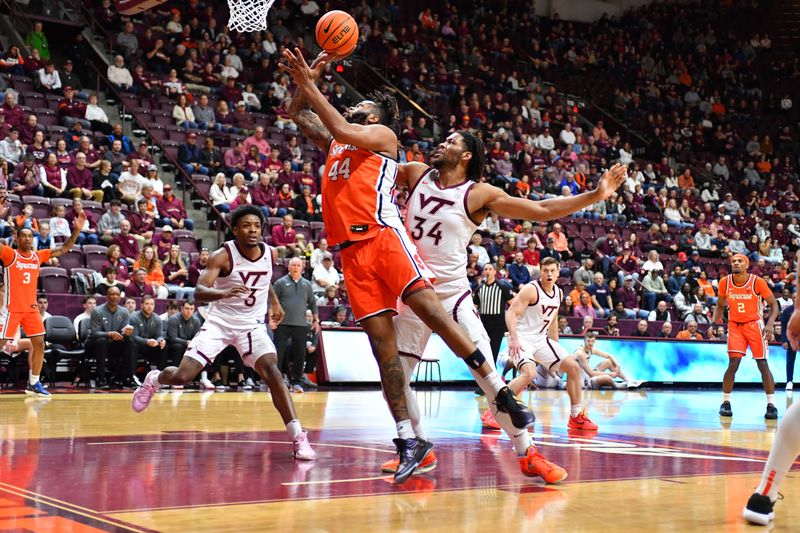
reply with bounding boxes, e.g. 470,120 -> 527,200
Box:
568,410 -> 599,431
518,446 -> 567,484
481,408 -> 501,430
381,448 -> 438,474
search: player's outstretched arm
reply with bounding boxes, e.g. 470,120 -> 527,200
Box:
285,52 -> 334,152
194,248 -> 249,303
476,163 -> 628,222
51,211 -> 85,258
280,48 -> 396,154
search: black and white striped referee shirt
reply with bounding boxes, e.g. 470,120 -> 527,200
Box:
474,281 -> 512,318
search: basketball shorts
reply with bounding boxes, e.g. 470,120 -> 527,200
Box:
184,321 -> 276,368
395,279 -> 490,359
341,226 -> 434,322
0,311 -> 45,339
533,367 -> 563,389
728,320 -> 768,359
516,335 -> 571,372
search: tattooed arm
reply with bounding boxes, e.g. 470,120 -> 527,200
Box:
286,90 -> 333,152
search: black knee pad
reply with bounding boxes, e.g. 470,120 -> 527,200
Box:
464,349 -> 486,369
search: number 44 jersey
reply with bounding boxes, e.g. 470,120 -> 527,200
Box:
405,168 -> 479,283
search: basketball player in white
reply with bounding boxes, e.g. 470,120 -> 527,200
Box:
573,332 -> 643,389
744,254 -> 800,526
131,205 -> 316,461
505,257 -> 599,432
386,131 -> 626,482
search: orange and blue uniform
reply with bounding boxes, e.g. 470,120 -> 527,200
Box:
0,247 -> 50,338
322,140 -> 432,322
719,273 -> 773,359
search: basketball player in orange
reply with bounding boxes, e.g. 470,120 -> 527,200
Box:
0,196 -> 85,396
282,49 -> 534,483
743,253 -> 800,526
713,253 -> 780,419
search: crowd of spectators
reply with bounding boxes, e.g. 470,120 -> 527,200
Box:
1,0 -> 797,352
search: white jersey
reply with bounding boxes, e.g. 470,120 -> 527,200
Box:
518,281 -> 563,338
205,241 -> 273,329
404,168 -> 478,283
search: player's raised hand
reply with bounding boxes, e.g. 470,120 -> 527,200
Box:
280,48 -> 326,89
225,285 -> 251,299
595,163 -> 627,200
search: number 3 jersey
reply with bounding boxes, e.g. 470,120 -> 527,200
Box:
206,241 -> 273,330
405,169 -> 478,284
0,247 -> 51,313
322,140 -> 404,246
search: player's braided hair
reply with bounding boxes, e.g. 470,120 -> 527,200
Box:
456,130 -> 486,182
367,91 -> 400,134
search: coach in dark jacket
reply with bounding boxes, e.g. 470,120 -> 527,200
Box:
273,257 -> 319,391
166,300 -> 202,366
86,286 -> 134,388
130,294 -> 167,370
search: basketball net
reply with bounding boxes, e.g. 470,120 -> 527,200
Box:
227,0 -> 275,32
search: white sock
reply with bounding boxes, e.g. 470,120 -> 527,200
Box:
480,370 -> 505,396
613,380 -> 627,390
400,356 -> 426,440
767,394 -> 775,405
286,419 -> 302,440
152,370 -> 162,386
755,399 -> 800,500
396,419 -> 414,440
29,372 -> 39,386
201,371 -> 208,381
570,404 -> 582,417
722,393 -> 731,402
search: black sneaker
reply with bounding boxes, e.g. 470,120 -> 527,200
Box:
393,437 -> 434,484
742,492 -> 775,525
495,386 -> 535,429
765,403 -> 778,420
719,401 -> 733,417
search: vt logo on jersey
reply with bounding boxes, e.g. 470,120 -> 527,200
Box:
418,194 -> 455,214
238,271 -> 270,286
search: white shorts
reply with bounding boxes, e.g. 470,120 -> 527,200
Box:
517,335 -> 571,372
533,367 -> 562,389
184,321 -> 275,369
394,279 -> 490,359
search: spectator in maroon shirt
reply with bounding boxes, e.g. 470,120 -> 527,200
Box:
152,225 -> 175,260
295,160 -> 317,195
129,198 -> 155,244
102,243 -> 131,283
58,86 -> 90,129
157,184 -> 193,230
264,147 -> 283,175
245,144 -> 266,177
615,275 -> 647,319
10,154 -> 44,195
188,248 -> 209,287
113,219 -> 140,265
275,183 -> 294,215
67,152 -> 103,202
220,77 -> 243,106
229,185 -> 252,211
74,136 -> 102,170
271,213 -> 297,258
276,159 -> 300,191
18,114 -> 42,146
252,173 -> 283,218
1,92 -> 25,129
232,101 -> 254,134
65,197 -> 99,245
214,100 -> 237,133
127,268 -> 157,298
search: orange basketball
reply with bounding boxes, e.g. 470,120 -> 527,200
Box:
315,10 -> 359,57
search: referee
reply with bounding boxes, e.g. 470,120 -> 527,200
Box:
474,263 -> 513,362
273,257 -> 320,393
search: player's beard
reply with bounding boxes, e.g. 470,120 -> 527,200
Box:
344,110 -> 370,125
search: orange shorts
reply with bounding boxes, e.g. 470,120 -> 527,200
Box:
340,226 -> 433,322
728,320 -> 768,359
1,311 -> 45,339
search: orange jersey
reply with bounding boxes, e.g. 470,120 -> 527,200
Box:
321,140 -> 403,246
719,273 -> 772,323
0,247 -> 51,313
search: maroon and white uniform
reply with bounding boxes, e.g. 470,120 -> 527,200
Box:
514,281 -> 570,371
185,241 -> 276,367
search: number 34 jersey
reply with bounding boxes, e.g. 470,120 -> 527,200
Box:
405,169 -> 478,283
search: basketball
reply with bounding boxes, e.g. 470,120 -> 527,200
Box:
315,10 -> 359,57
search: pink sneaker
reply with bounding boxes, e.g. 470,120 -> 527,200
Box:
131,370 -> 161,413
293,430 -> 317,461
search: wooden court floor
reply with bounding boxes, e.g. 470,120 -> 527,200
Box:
1,388 -> 799,532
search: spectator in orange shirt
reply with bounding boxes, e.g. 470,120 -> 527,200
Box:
676,320 -> 704,340
405,143 -> 426,163
547,222 -> 572,258
516,175 -> 531,197
677,168 -> 695,190
756,155 -> 772,174
696,271 -> 718,305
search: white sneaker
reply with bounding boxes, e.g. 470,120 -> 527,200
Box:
199,377 -> 215,390
293,430 -> 317,461
171,385 -> 184,390
627,380 -> 645,389
787,382 -> 794,391
245,377 -> 255,388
